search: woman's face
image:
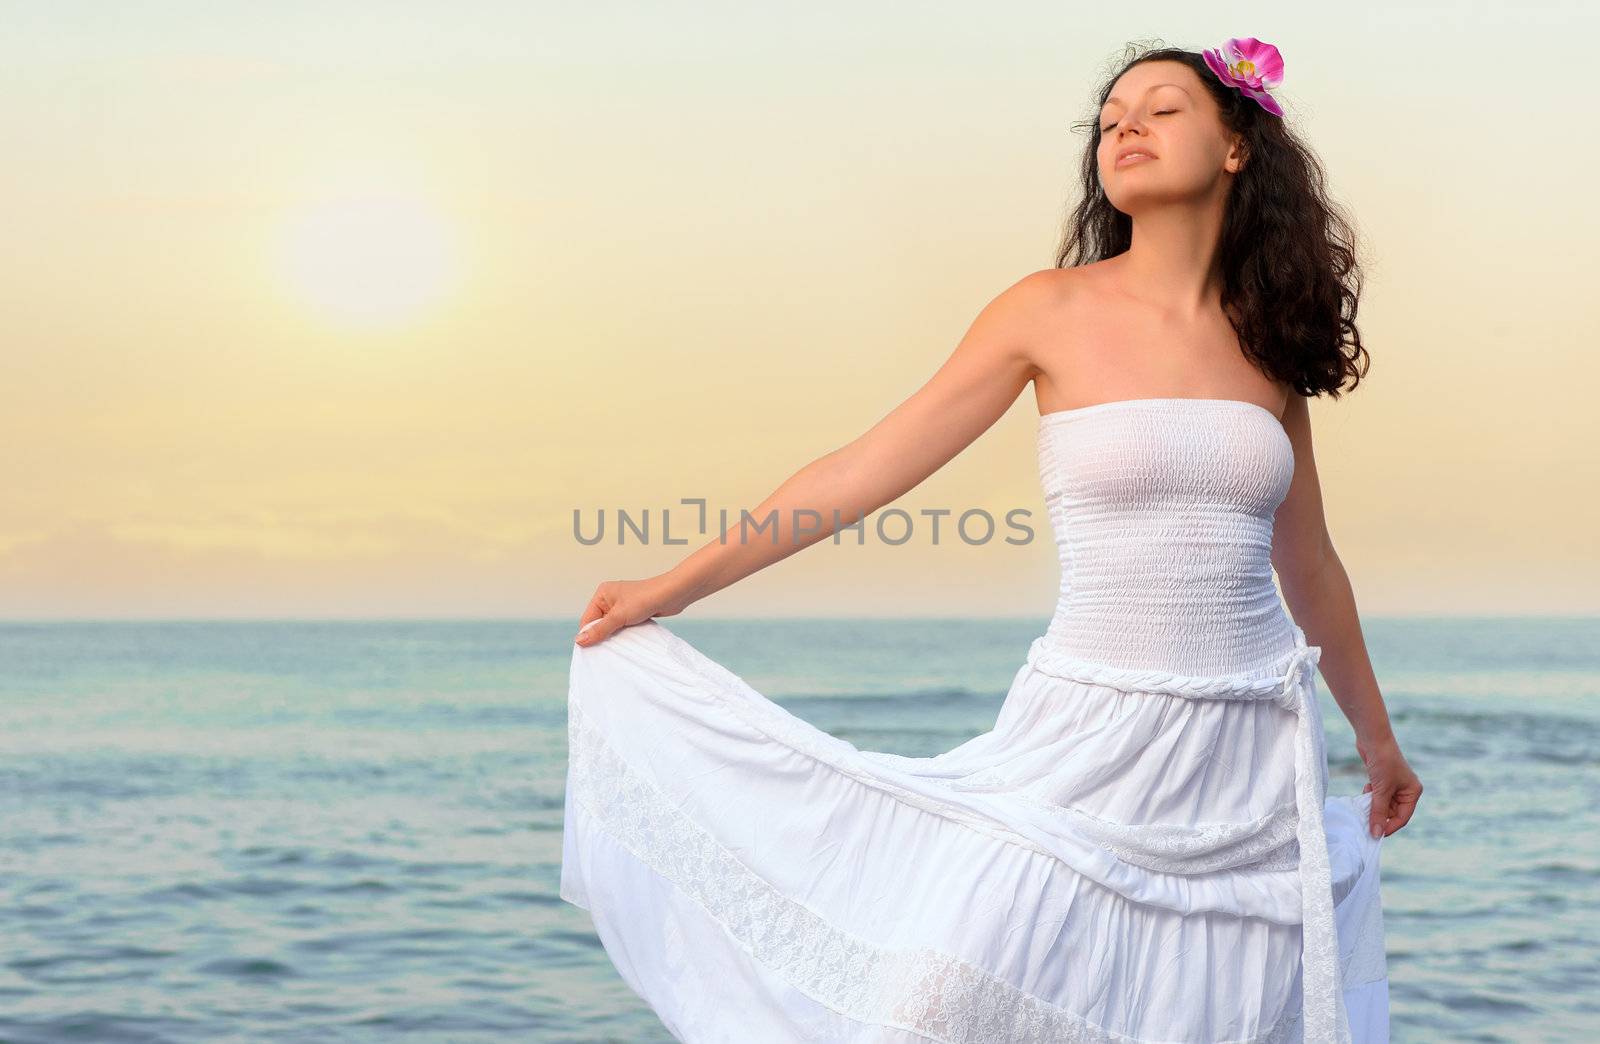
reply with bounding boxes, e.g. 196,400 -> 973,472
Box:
1096,60 -> 1244,214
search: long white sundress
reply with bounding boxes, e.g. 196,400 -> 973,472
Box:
560,396 -> 1389,1043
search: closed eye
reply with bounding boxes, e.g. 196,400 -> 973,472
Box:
1101,109 -> 1177,133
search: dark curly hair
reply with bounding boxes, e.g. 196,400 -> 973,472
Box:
1057,41 -> 1370,398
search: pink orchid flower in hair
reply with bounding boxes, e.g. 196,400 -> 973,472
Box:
1201,37 -> 1285,116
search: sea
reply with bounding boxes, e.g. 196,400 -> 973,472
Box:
0,617 -> 1595,1043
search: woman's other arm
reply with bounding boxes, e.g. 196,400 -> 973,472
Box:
574,269 -> 1058,645
1271,392 -> 1424,838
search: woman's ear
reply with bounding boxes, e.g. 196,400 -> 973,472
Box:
1226,134 -> 1250,174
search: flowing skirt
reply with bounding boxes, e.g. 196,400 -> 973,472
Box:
559,620 -> 1389,1043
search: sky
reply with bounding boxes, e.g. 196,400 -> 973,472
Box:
3,2 -> 1596,620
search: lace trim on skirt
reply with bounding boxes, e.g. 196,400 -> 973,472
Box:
567,696 -> 1304,1044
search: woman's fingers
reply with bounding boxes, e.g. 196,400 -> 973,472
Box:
574,616 -> 611,646
1386,781 -> 1423,833
1368,786 -> 1391,838
1365,774 -> 1424,838
1360,741 -> 1423,839
574,587 -> 614,646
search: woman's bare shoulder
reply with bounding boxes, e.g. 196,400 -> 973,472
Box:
999,266 -> 1106,375
1019,264 -> 1119,323
1017,264 -> 1095,298
997,267 -> 1096,333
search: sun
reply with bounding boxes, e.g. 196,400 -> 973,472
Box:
277,190 -> 461,330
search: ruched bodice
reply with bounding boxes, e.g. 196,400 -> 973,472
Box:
1037,397 -> 1298,676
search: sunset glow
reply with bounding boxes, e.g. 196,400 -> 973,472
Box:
277,190 -> 461,330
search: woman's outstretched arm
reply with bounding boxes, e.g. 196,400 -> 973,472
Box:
575,269 -> 1058,645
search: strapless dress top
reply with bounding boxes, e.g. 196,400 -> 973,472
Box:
1035,395 -> 1298,676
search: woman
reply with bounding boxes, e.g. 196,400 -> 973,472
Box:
560,39 -> 1423,1043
